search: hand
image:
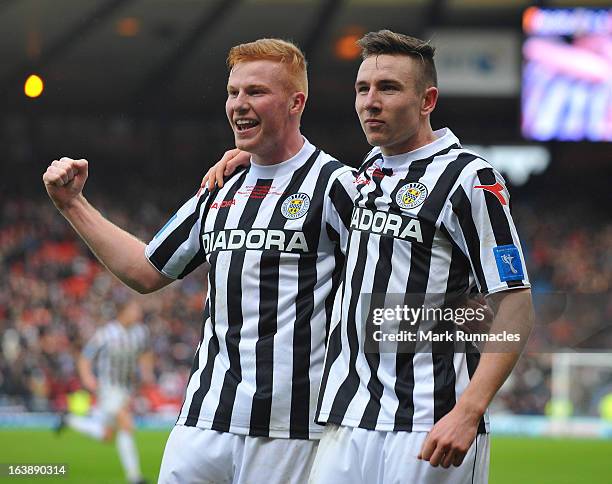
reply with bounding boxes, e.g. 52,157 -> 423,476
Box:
200,149 -> 250,192
461,294 -> 495,337
42,157 -> 89,211
417,404 -> 481,468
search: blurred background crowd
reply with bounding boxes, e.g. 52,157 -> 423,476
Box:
1,0 -> 611,424
0,197 -> 205,415
1,189 -> 610,417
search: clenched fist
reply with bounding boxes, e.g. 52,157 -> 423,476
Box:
42,157 -> 89,210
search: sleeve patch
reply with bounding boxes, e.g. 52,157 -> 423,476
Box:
493,244 -> 524,281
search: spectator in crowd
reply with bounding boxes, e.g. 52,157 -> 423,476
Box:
1,198 -> 610,416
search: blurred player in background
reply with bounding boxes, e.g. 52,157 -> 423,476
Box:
56,297 -> 153,484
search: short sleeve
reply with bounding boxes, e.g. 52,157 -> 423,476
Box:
324,167 -> 357,254
145,189 -> 210,280
442,164 -> 530,295
82,329 -> 105,360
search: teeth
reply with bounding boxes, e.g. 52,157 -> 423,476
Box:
236,119 -> 258,128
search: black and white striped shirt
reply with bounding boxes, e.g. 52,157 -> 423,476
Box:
82,321 -> 149,390
146,139 -> 354,439
316,128 -> 530,433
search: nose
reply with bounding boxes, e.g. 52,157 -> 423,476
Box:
230,91 -> 250,114
362,89 -> 381,113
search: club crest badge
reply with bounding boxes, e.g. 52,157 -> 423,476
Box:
281,193 -> 311,219
396,182 -> 428,210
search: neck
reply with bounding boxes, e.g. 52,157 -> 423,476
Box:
381,121 -> 437,157
252,130 -> 304,166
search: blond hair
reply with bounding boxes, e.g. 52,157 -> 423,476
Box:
227,38 -> 308,96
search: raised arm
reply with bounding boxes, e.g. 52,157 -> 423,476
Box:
43,157 -> 172,294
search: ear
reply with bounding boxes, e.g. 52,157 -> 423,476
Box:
421,86 -> 438,116
290,92 -> 307,115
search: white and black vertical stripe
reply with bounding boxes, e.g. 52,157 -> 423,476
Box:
325,154 -> 381,422
147,140 -> 353,439
250,155 -> 318,437
185,170 -> 251,427
85,322 -> 148,390
358,175 -> 393,429
317,129 -> 529,434
216,172 -> 262,430
289,158 -> 346,438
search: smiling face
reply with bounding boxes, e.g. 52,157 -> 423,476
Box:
355,54 -> 438,156
226,60 -> 305,163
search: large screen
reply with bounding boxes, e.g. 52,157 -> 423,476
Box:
521,7 -> 612,142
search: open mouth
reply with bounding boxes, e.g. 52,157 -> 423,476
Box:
235,119 -> 260,132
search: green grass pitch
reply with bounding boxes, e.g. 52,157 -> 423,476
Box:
0,430 -> 611,483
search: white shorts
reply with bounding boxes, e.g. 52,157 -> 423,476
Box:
93,386 -> 130,425
158,425 -> 319,484
309,425 -> 490,484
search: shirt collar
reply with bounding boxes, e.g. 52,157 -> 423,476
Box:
379,128 -> 460,170
247,137 -> 315,179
